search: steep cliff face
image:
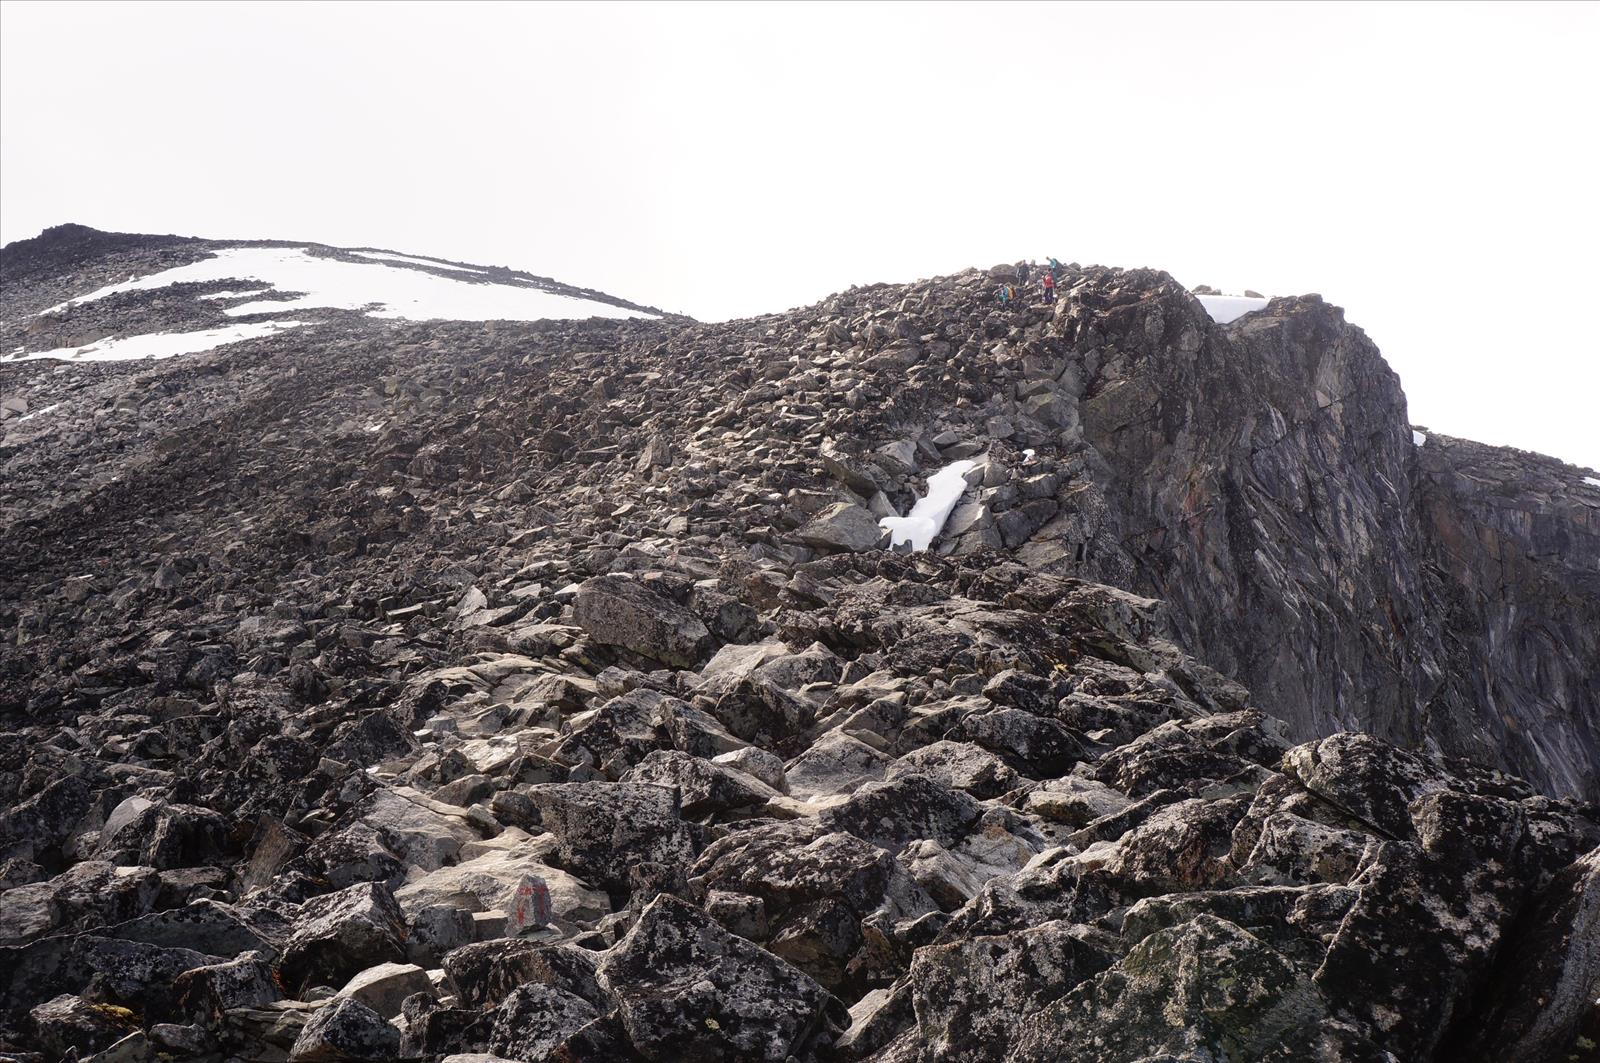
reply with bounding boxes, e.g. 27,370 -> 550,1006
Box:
1025,274 -> 1600,802
1414,436 -> 1600,801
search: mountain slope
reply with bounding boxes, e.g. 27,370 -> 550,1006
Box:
0,226 -> 1597,1062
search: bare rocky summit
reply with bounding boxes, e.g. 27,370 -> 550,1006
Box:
1,225 -> 1597,1062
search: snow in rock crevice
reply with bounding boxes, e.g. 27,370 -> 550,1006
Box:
1414,431 -> 1428,446
40,246 -> 654,323
880,459 -> 977,551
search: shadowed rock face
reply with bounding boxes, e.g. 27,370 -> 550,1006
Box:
1044,276 -> 1600,803
0,227 -> 1597,1061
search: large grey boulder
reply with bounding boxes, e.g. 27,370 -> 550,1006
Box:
335,961 -> 432,1019
797,502 -> 883,553
485,982 -> 599,1062
572,574 -> 712,667
622,749 -> 781,817
1011,915 -> 1335,1062
909,920 -> 1112,1062
597,893 -> 843,1060
29,993 -> 141,1059
173,950 -> 281,1022
278,883 -> 409,994
522,781 -> 695,896
442,938 -> 602,1010
288,996 -> 401,1061
1462,845 -> 1600,1062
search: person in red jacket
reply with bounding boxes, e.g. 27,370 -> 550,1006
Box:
1042,271 -> 1056,303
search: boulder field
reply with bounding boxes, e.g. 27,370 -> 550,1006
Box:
1,226 -> 1597,1061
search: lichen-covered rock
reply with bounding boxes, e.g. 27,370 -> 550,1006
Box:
597,893 -> 844,1060
522,781 -> 695,897
573,574 -> 713,668
173,950 -> 281,1022
1281,732 -> 1451,837
29,994 -> 140,1058
0,861 -> 160,944
288,996 -> 401,1062
485,982 -> 599,1062
278,883 -> 409,994
819,775 -> 984,854
442,939 -> 603,1010
690,825 -> 935,992
1012,915 -> 1336,1062
622,749 -> 782,817
1460,845 -> 1600,1062
909,919 -> 1112,1061
887,741 -> 1020,799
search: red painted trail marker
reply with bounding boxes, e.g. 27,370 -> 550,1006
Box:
510,874 -> 551,933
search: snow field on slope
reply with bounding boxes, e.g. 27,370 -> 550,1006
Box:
1196,294 -> 1270,323
881,459 -> 978,551
6,320 -> 308,363
41,247 -> 654,323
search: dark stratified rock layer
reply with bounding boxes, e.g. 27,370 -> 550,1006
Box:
1,226 -> 1597,1061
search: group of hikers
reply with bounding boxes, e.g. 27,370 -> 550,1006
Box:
997,257 -> 1063,306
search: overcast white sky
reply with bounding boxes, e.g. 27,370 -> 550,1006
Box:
2,1 -> 1596,467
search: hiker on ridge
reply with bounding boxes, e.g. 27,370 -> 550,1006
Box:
1018,261 -> 1031,284
1042,272 -> 1056,303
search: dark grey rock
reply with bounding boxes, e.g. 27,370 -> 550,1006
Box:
288,996 -> 400,1062
278,883 -> 409,995
597,894 -> 843,1061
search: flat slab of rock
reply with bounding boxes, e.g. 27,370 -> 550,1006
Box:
336,961 -> 432,1018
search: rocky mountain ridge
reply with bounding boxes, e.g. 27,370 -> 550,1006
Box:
0,224 -> 1596,1062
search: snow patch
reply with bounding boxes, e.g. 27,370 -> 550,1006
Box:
1197,294 -> 1270,324
41,246 -> 654,323
1413,431 -> 1427,446
880,459 -> 977,551
1583,477 -> 1600,488
16,403 -> 61,422
349,250 -> 488,274
6,320 -> 307,363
